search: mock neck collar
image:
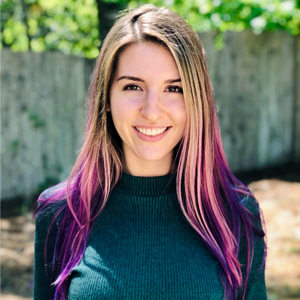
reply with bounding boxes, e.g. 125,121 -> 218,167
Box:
113,172 -> 177,196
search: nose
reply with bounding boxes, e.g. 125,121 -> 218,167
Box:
140,91 -> 164,121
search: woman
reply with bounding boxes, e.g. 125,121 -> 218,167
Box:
34,4 -> 267,300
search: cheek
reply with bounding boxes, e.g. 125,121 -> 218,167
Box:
176,104 -> 187,139
180,104 -> 188,125
110,96 -> 140,131
168,101 -> 187,127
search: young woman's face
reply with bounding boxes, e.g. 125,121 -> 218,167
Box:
109,42 -> 187,176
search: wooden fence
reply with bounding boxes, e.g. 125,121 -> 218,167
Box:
1,30 -> 299,202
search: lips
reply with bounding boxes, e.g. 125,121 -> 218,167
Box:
133,126 -> 171,142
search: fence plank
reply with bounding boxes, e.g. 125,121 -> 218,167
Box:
200,31 -> 294,172
293,34 -> 300,163
1,50 -> 86,200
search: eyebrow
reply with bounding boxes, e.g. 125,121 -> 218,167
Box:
116,76 -> 181,84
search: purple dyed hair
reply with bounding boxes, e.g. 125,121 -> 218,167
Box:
34,4 -> 266,300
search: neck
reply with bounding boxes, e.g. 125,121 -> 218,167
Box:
122,153 -> 173,177
114,172 -> 177,196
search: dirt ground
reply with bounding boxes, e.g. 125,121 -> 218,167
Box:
1,168 -> 300,300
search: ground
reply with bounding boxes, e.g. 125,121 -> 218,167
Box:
1,167 -> 300,300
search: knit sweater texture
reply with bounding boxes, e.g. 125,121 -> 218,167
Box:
34,173 -> 266,300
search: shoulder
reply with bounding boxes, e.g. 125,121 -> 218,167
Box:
34,194 -> 67,273
34,190 -> 67,299
35,199 -> 67,224
237,192 -> 266,268
239,193 -> 264,233
35,183 -> 68,221
237,194 -> 267,298
35,186 -> 68,240
240,193 -> 260,214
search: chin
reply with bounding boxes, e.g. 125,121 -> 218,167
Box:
138,154 -> 166,162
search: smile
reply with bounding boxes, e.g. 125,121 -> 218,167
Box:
135,127 -> 168,136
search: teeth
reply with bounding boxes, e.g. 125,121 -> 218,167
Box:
136,127 -> 167,136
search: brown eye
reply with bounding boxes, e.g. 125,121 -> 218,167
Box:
123,84 -> 141,91
166,85 -> 183,93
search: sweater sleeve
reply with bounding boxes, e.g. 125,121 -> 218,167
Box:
238,195 -> 267,300
34,202 -> 64,300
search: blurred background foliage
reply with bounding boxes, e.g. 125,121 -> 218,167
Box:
1,0 -> 300,58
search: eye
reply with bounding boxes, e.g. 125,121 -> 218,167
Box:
123,84 -> 141,91
165,85 -> 183,94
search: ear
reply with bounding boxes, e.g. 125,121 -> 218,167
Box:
106,103 -> 111,112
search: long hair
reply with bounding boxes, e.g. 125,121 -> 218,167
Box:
35,5 -> 266,300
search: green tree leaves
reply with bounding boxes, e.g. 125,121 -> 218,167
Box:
1,0 -> 100,57
1,0 -> 299,57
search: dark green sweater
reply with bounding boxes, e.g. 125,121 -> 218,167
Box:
34,173 -> 266,300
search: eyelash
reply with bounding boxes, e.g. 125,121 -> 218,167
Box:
122,84 -> 183,94
166,85 -> 183,94
123,84 -> 141,91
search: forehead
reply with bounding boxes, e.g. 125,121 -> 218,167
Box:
115,42 -> 180,79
